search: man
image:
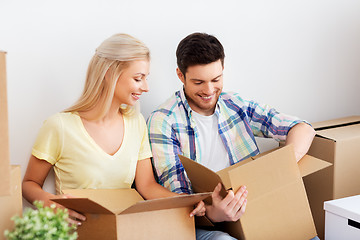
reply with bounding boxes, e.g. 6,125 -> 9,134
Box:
147,33 -> 316,240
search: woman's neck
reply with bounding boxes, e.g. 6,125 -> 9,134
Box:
79,101 -> 121,123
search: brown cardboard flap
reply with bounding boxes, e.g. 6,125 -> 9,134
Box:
52,198 -> 114,214
58,189 -> 211,216
179,155 -> 227,197
227,145 -> 299,198
227,145 -> 317,239
216,157 -> 253,190
121,192 -> 211,214
298,155 -> 332,177
62,188 -> 143,214
312,116 -> 360,130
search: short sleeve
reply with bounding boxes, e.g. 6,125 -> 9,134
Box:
32,114 -> 63,165
138,114 -> 152,160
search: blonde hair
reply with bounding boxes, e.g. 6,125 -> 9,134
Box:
65,33 -> 150,119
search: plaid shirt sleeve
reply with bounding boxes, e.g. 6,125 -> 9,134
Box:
232,94 -> 305,141
147,109 -> 193,194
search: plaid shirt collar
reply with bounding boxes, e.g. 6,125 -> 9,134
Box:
177,87 -> 222,126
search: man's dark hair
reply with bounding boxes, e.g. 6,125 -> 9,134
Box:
176,33 -> 225,77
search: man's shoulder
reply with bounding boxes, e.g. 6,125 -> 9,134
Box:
147,91 -> 185,123
220,91 -> 247,105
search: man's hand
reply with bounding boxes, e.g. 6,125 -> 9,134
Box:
206,183 -> 248,222
190,200 -> 206,217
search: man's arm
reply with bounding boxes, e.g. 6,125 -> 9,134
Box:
285,122 -> 316,162
242,99 -> 315,162
147,111 -> 192,194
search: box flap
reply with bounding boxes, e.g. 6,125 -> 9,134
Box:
298,155 -> 332,177
62,189 -> 143,214
312,116 -> 360,131
52,198 -> 114,214
227,145 -> 317,239
179,155 -> 227,197
121,192 -> 211,214
216,157 -> 252,190
227,145 -> 300,198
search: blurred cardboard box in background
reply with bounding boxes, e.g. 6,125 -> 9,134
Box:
0,166 -> 23,240
0,51 -> 10,196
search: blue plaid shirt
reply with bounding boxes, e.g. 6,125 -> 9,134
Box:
147,88 -> 304,194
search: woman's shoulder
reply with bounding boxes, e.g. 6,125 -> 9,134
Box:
42,112 -> 79,128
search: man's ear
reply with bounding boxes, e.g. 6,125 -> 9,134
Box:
176,68 -> 185,84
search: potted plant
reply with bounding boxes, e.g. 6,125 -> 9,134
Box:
4,201 -> 78,240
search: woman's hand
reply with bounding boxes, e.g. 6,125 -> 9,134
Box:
190,200 -> 206,217
50,194 -> 86,226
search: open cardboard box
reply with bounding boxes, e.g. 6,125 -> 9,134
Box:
179,145 -> 331,240
53,189 -> 211,240
304,116 -> 360,239
0,50 -> 10,196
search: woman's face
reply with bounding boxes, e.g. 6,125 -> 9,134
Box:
113,60 -> 150,106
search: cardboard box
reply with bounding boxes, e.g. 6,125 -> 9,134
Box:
0,166 -> 23,240
179,145 -> 331,240
324,195 -> 360,240
0,51 -> 10,196
305,116 -> 360,239
53,189 -> 211,240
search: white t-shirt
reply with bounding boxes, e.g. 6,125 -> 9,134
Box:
191,111 -> 230,172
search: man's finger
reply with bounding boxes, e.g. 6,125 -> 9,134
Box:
211,183 -> 223,202
190,200 -> 205,217
234,199 -> 247,219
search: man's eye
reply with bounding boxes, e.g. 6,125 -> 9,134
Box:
135,79 -> 141,82
194,82 -> 202,85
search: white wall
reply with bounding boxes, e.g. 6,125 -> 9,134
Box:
1,0 -> 360,206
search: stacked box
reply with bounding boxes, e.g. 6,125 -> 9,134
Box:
305,116 -> 360,239
0,166 -> 23,240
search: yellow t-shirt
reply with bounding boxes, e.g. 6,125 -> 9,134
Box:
32,112 -> 152,194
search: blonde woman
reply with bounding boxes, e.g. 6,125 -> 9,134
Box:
22,33 -> 205,225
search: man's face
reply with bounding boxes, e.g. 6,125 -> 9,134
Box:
177,59 -> 223,116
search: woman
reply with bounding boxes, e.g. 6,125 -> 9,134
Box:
22,33 -> 205,225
